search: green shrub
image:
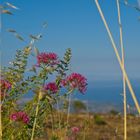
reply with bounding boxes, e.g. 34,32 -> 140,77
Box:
94,114 -> 107,125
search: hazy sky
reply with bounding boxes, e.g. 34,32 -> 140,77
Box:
1,0 -> 140,82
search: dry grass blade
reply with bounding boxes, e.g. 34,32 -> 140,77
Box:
31,90 -> 42,140
30,35 -> 39,40
33,46 -> 39,56
2,10 -> 13,15
6,2 -> 19,10
15,34 -> 24,41
95,0 -> 140,114
7,29 -> 25,42
138,0 -> 140,8
116,0 -> 127,139
42,22 -> 47,28
7,29 -> 16,33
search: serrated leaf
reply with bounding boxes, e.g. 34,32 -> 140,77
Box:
2,10 -> 13,15
60,60 -> 67,65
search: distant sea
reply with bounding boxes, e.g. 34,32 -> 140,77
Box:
23,79 -> 140,113
75,80 -> 140,113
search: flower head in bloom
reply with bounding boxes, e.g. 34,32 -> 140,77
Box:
71,126 -> 80,134
0,79 -> 11,91
10,111 -> 30,124
61,73 -> 87,93
44,82 -> 58,94
37,52 -> 58,66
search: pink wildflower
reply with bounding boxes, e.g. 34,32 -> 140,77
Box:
71,126 -> 80,134
44,82 -> 58,94
10,111 -> 30,124
37,52 -> 58,65
10,113 -> 17,121
0,79 -> 11,91
61,73 -> 87,93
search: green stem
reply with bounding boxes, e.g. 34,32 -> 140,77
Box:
56,97 -> 61,130
66,89 -> 73,132
48,102 -> 55,135
30,90 -> 42,140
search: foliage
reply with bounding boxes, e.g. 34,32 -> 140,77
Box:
109,109 -> 119,115
94,114 -> 107,125
73,100 -> 86,113
0,42 -> 87,140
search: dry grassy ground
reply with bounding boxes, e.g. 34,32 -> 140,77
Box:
44,113 -> 140,140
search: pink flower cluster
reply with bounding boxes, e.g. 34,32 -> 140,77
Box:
10,111 -> 30,124
0,79 -> 11,91
37,52 -> 58,65
71,126 -> 80,134
61,73 -> 87,93
44,82 -> 58,94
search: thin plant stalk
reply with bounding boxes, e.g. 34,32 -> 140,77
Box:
56,92 -> 61,130
66,93 -> 72,131
30,90 -> 42,140
64,89 -> 73,134
57,100 -> 62,130
95,0 -> 140,114
116,0 -> 127,139
83,100 -> 90,140
49,102 -> 55,136
0,8 -> 2,140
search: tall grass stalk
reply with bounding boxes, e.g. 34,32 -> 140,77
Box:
56,92 -> 61,130
66,94 -> 71,131
30,90 -> 42,140
56,100 -> 61,129
95,0 -> 140,114
65,89 -> 73,133
116,0 -> 127,139
0,8 -> 2,140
